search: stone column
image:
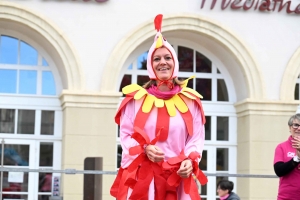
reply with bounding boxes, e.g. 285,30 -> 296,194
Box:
235,99 -> 299,200
59,90 -> 121,200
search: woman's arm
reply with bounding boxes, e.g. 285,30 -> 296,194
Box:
184,101 -> 205,160
119,101 -> 140,168
274,159 -> 298,177
177,101 -> 205,178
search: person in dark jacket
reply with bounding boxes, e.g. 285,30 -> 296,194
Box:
217,180 -> 240,200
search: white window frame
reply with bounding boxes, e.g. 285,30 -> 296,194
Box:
0,31 -> 63,199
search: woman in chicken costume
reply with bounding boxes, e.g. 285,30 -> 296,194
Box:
110,14 -> 208,200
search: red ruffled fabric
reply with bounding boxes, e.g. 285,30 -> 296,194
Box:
111,126 -> 171,200
111,128 -> 208,200
162,151 -> 208,200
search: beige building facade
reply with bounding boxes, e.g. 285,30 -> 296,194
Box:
0,0 -> 300,200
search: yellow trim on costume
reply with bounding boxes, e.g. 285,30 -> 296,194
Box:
182,76 -> 195,88
155,98 -> 164,108
122,84 -> 141,94
143,95 -> 155,113
135,89 -> 148,100
173,94 -> 188,113
165,99 -> 176,116
122,77 -> 203,116
182,87 -> 203,98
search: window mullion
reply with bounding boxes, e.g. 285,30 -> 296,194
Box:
37,69 -> 42,95
16,69 -> 20,94
211,116 -> 217,141
14,108 -> 18,134
18,39 -> 21,64
35,110 -> 41,136
132,60 -> 138,84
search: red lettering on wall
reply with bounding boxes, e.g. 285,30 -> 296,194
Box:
295,4 -> 300,14
200,0 -> 300,15
211,0 -> 218,9
231,0 -> 243,10
220,0 -> 231,10
243,0 -> 255,11
259,0 -> 272,11
277,0 -> 294,13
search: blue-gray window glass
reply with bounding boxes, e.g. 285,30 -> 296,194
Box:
127,64 -> 132,70
0,109 -> 15,133
42,71 -> 56,95
216,148 -> 229,171
119,75 -> 131,93
295,83 -> 299,100
178,46 -> 193,72
39,142 -> 53,166
2,144 -> 29,166
217,79 -> 229,101
42,58 -> 49,67
17,109 -> 35,134
20,41 -> 38,66
19,70 -> 37,94
41,111 -> 55,135
0,35 -> 57,96
137,52 -> 147,70
0,35 -> 18,64
137,75 -> 149,87
0,69 -> 17,93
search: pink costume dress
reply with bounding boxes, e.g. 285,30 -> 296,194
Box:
110,84 -> 208,200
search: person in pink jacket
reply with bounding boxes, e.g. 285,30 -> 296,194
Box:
273,113 -> 300,200
110,14 -> 208,200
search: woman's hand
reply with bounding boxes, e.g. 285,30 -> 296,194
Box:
145,145 -> 164,163
177,159 -> 193,178
291,136 -> 300,150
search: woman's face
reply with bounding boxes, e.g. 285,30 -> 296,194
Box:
152,47 -> 174,81
290,119 -> 300,139
217,187 -> 229,197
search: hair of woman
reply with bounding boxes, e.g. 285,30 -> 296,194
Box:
217,180 -> 234,193
288,113 -> 300,126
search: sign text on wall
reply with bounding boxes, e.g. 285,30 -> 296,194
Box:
200,0 -> 300,14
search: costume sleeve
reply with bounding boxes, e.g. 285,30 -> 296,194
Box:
184,100 -> 205,162
273,144 -> 299,177
119,100 -> 139,168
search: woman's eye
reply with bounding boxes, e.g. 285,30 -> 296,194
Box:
165,57 -> 172,60
153,58 -> 160,61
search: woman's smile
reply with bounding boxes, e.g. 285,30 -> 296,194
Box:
152,47 -> 174,80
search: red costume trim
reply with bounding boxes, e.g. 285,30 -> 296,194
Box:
162,151 -> 208,200
111,127 -> 208,199
134,99 -> 152,131
115,91 -> 138,125
156,106 -> 170,141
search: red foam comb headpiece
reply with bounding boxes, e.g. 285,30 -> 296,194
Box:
154,14 -> 163,32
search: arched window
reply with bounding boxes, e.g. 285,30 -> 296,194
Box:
117,44 -> 237,199
0,35 -> 57,95
0,34 -> 62,199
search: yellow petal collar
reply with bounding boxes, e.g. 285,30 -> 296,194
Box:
122,77 -> 203,117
